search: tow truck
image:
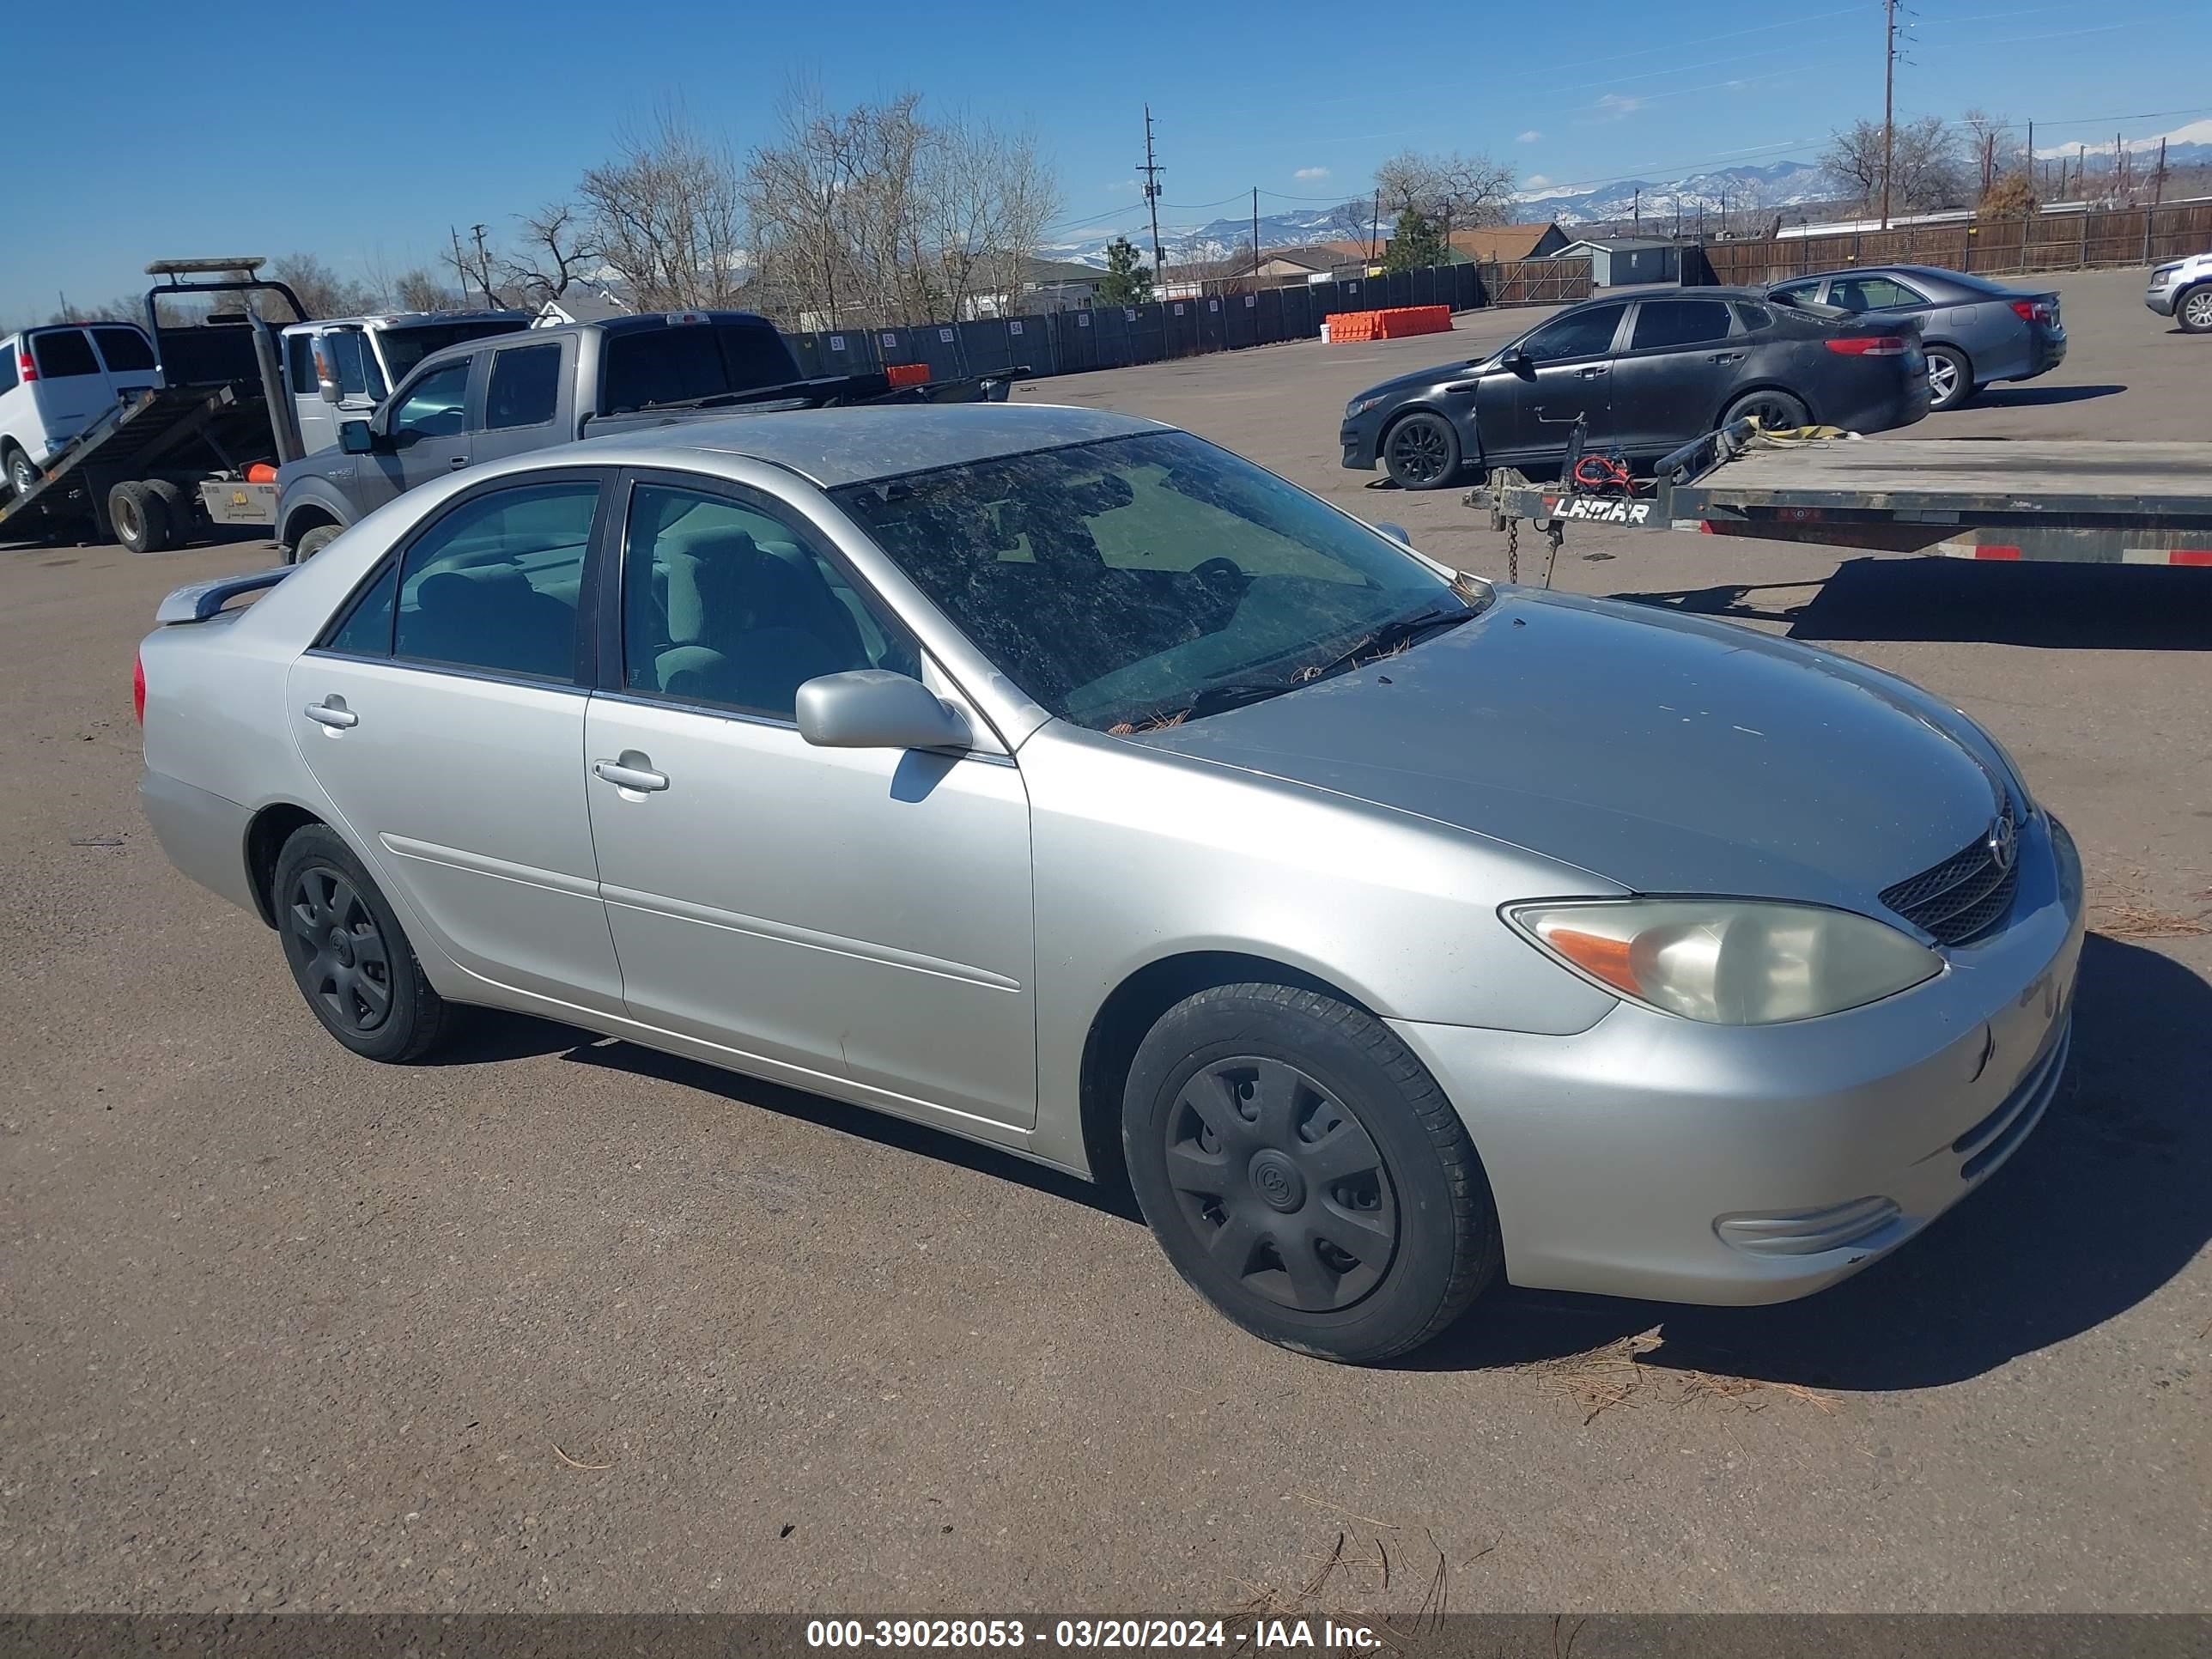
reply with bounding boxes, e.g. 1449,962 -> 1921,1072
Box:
1469,419 -> 2212,586
0,259 -> 312,554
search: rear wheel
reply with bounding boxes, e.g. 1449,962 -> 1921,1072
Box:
1381,410 -> 1462,490
2179,284 -> 2212,334
1721,388 -> 1809,432
146,479 -> 191,546
3,444 -> 36,501
292,522 -> 343,562
107,480 -> 173,554
1121,983 -> 1500,1364
272,824 -> 453,1063
1923,344 -> 1975,410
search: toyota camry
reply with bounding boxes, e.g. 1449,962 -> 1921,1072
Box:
138,404 -> 2080,1363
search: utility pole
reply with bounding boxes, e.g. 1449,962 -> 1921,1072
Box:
2025,118 -> 2033,188
471,223 -> 495,307
2152,137 -> 2169,204
1632,187 -> 1640,232
1368,188 -> 1381,263
1880,0 -> 1897,228
1136,106 -> 1167,279
1252,187 -> 1261,283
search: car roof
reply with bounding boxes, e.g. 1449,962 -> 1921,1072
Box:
529,403 -> 1169,489
1573,286 -> 1768,304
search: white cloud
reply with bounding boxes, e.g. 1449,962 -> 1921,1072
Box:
1523,173 -> 1553,190
1293,166 -> 1331,180
1106,178 -> 1139,192
1595,94 -> 1644,119
1516,130 -> 1541,144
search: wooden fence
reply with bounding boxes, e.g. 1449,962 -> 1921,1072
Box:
1478,258 -> 1595,306
1698,200 -> 2212,285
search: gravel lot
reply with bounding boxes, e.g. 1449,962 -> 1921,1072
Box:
2,265 -> 2205,1615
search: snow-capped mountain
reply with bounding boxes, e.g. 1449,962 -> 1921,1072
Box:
1037,161 -> 1838,267
2033,117 -> 2212,166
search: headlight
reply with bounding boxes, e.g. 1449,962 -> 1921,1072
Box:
1346,394 -> 1387,419
1506,899 -> 1942,1025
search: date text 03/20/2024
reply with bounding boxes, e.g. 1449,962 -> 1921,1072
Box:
805,1620 -> 1378,1650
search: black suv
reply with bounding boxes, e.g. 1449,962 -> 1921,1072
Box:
1340,288 -> 1931,489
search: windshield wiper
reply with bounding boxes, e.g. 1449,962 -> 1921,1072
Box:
1295,601 -> 1480,687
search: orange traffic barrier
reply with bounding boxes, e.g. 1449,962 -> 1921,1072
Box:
1324,311 -> 1380,343
1376,304 -> 1452,339
885,362 -> 931,386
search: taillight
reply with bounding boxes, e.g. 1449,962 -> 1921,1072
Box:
17,349 -> 36,383
132,653 -> 146,725
2010,298 -> 2054,324
1826,336 -> 1910,356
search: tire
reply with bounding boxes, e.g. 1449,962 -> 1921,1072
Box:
3,444 -> 36,501
1381,410 -> 1462,490
271,823 -> 453,1063
1721,388 -> 1809,432
146,479 -> 192,546
1923,343 -> 1975,411
292,522 -> 343,562
107,480 -> 173,554
2178,284 -> 2212,335
1121,982 -> 1501,1364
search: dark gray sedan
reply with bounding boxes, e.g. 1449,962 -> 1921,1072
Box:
1766,265 -> 2066,411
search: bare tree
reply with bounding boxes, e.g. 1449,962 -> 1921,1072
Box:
1821,116 -> 1968,217
501,204 -> 599,305
1960,108 -> 2016,193
1374,148 -> 1515,251
392,269 -> 457,312
580,107 -> 748,311
264,252 -> 374,319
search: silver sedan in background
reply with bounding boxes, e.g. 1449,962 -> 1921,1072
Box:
137,405 -> 2082,1364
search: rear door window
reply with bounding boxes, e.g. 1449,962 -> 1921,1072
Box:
1829,276 -> 1924,312
393,481 -> 600,680
30,330 -> 100,378
485,343 -> 562,428
91,327 -> 155,373
1628,300 -> 1734,351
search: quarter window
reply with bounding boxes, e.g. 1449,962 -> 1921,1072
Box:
1628,300 -> 1734,351
1516,303 -> 1626,363
392,482 -> 599,681
324,559 -> 400,657
621,483 -> 908,720
0,345 -> 17,395
387,362 -> 471,442
286,335 -> 315,396
485,343 -> 562,429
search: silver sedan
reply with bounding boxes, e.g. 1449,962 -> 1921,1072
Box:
137,404 -> 2083,1364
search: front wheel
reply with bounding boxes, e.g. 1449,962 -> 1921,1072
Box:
1923,344 -> 1975,410
272,824 -> 453,1063
1381,411 -> 1462,490
1721,388 -> 1809,432
2179,284 -> 2212,334
1121,983 -> 1501,1364
292,523 -> 343,562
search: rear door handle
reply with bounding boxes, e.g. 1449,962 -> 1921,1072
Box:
1709,351 -> 1745,364
304,698 -> 357,729
592,755 -> 668,793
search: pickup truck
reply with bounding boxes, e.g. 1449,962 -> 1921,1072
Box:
273,309 -> 1019,557
281,310 -> 532,455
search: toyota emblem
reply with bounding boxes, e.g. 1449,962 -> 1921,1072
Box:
1986,814 -> 2017,872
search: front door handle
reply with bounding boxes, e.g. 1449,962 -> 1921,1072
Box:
1709,351 -> 1745,364
1576,365 -> 1609,378
592,753 -> 668,793
448,455 -> 468,469
305,697 -> 358,729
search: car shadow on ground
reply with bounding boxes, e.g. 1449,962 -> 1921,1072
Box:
1966,382 -> 2127,407
1615,556 -> 2212,651
1410,933 -> 2211,1389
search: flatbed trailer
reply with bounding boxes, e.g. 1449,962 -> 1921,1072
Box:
1467,421 -> 2212,585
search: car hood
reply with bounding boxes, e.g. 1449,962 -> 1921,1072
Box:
1351,359 -> 1483,407
1133,588 -> 2004,908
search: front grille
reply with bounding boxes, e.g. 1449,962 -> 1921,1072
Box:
1880,801 -> 2021,945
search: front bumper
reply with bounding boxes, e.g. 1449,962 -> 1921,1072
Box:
2145,285 -> 2177,317
1340,414 -> 1383,470
1391,812 -> 2084,1306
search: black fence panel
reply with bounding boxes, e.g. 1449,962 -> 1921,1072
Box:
1054,308 -> 1098,371
1281,284 -> 1316,338
1091,306 -> 1130,368
1408,265 -> 1436,307
1305,281 -> 1338,324
1380,270 -> 1408,308
915,323 -> 968,380
1158,298 -> 1194,356
873,326 -> 922,368
957,319 -> 1015,374
1127,303 -> 1167,364
819,326 -> 879,374
1196,294 -> 1227,353
1334,276 -> 1371,312
1006,313 -> 1053,375
787,332 -> 826,378
1224,289 -> 1259,349
1457,263 -> 1484,309
1255,286 -> 1285,344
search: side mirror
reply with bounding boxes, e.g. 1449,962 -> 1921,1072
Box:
1502,346 -> 1535,378
338,420 -> 376,455
1373,521 -> 1413,546
311,341 -> 343,404
795,670 -> 971,752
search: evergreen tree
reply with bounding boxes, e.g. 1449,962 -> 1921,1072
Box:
1097,237 -> 1154,304
1383,210 -> 1448,272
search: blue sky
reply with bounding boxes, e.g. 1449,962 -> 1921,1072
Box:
8,0 -> 2209,322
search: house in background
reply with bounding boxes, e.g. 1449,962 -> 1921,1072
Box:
1253,241 -> 1379,283
1445,222 -> 1571,264
1554,237 -> 1681,287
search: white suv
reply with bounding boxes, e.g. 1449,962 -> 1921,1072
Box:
0,322 -> 160,498
2146,252 -> 2212,333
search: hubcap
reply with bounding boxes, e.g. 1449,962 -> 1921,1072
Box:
1389,422 -> 1448,484
2186,292 -> 2212,327
286,866 -> 392,1034
1164,1056 -> 1398,1312
1929,356 -> 1959,401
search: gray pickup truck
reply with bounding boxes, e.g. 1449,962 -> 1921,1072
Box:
273,310 -> 1018,558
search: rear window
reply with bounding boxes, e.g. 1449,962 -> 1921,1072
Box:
599,320 -> 799,414
91,326 -> 155,373
30,331 -> 100,378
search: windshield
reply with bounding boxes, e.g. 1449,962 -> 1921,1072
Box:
378,319 -> 529,384
832,431 -> 1473,732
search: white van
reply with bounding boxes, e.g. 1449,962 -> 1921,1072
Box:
0,323 -> 161,498
280,312 -> 530,456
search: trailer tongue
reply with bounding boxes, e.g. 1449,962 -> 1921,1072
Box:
1468,419 -> 2212,585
